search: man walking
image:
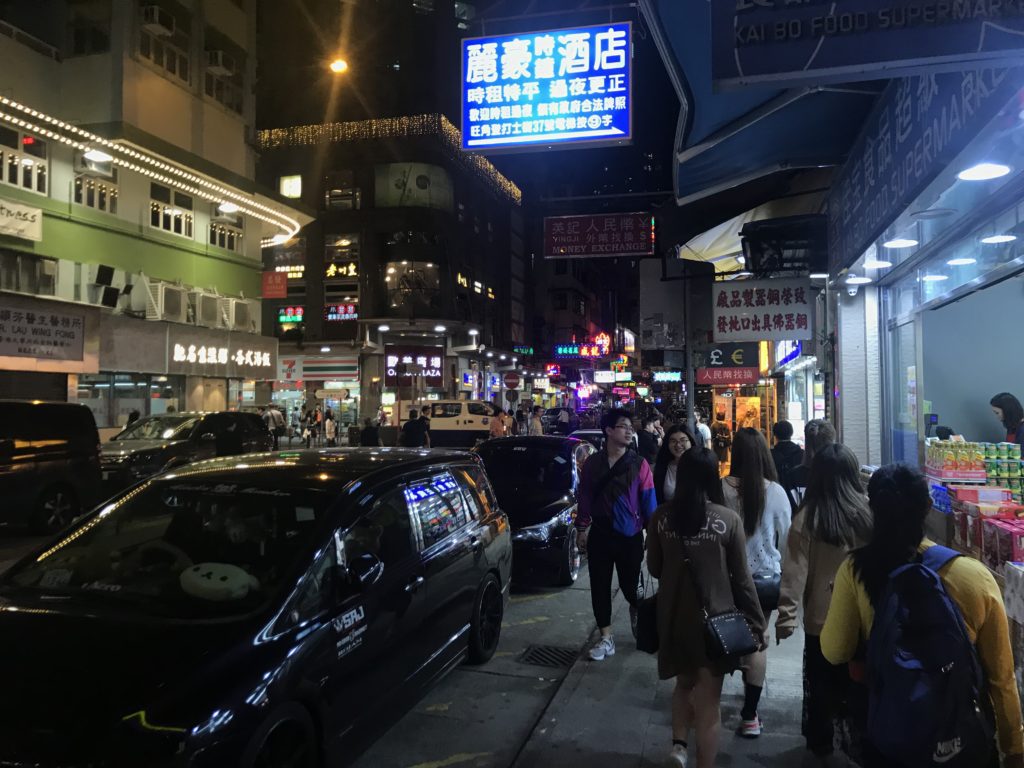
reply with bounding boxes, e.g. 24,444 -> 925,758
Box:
578,410 -> 658,661
529,405 -> 545,436
637,416 -> 660,465
770,420 -> 803,501
400,408 -> 431,448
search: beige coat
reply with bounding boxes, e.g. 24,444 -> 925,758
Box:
776,511 -> 851,638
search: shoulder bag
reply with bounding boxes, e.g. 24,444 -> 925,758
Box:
680,548 -> 759,662
634,568 -> 659,654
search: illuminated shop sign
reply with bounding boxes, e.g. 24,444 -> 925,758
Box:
614,371 -> 632,382
172,343 -> 272,368
513,345 -> 534,356
533,377 -> 551,389
653,371 -> 682,383
544,364 -> 561,377
324,304 -> 358,322
594,370 -> 615,384
325,261 -> 358,279
277,306 -> 304,325
554,332 -> 611,359
384,345 -> 444,388
461,22 -> 633,151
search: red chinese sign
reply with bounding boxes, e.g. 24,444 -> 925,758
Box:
262,271 -> 288,299
543,213 -> 654,259
712,279 -> 813,343
697,367 -> 760,385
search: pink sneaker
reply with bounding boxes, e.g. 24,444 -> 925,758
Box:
737,716 -> 762,738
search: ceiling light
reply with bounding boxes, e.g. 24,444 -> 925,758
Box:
320,346 -> 331,353
846,275 -> 873,285
433,324 -> 446,333
500,355 -> 507,360
921,274 -> 949,282
83,148 -> 113,163
958,162 -> 1011,181
981,234 -> 1017,244
947,257 -> 977,266
338,239 -> 351,246
809,272 -> 829,280
386,267 -> 396,274
269,234 -> 290,245
19,157 -> 33,166
883,238 -> 918,249
468,329 -> 479,336
328,58 -> 349,74
218,202 -> 239,214
863,259 -> 893,269
378,324 -> 390,332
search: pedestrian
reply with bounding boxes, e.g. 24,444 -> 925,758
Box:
638,416 -> 661,466
721,427 -> 792,738
711,415 -> 732,466
529,405 -> 544,436
324,411 -> 337,447
647,447 -> 766,768
991,392 -> 1024,451
577,410 -> 657,662
268,404 -> 286,450
776,443 -> 873,763
653,425 -> 696,504
695,410 -> 712,449
515,407 -> 526,434
505,409 -> 519,436
489,408 -> 506,439
770,420 -> 804,503
821,464 -> 1024,768
789,419 -> 837,510
400,408 -> 430,448
360,416 -> 382,447
556,407 -> 570,434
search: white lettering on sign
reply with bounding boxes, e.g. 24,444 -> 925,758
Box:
173,343 -> 272,368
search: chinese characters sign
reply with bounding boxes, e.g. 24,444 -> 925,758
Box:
653,371 -> 682,383
0,304 -> 83,361
277,306 -> 304,325
712,279 -> 813,342
172,343 -> 272,369
554,332 -> 611,359
325,261 -> 358,280
544,212 -> 654,258
384,345 -> 444,389
262,272 -> 288,300
697,367 -> 760,385
324,304 -> 358,322
461,22 -> 632,151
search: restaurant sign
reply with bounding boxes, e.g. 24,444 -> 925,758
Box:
544,212 -> 654,258
712,279 -> 813,343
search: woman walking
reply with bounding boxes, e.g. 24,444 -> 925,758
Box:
776,443 -> 873,764
721,427 -> 792,738
647,448 -> 765,768
653,425 -> 696,504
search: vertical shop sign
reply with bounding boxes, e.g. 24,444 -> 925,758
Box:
829,67 -> 1020,273
712,279 -> 813,343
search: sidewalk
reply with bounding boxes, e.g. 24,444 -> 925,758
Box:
513,582 -> 814,768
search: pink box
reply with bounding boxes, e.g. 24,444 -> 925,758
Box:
950,486 -> 1013,503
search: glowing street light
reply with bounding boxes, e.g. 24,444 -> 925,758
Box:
329,58 -> 349,74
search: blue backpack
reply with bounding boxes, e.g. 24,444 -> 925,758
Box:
867,545 -> 995,767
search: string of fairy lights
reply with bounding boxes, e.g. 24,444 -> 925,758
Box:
0,96 -> 301,242
258,114 -> 522,206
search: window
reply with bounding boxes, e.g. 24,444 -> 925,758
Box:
279,175 -> 302,199
204,45 -> 245,114
430,403 -> 462,418
150,182 -> 194,238
553,292 -> 568,311
573,294 -> 586,317
466,403 -> 493,416
139,5 -> 191,85
0,128 -> 48,195
287,543 -> 339,625
405,473 -> 468,549
324,171 -> 360,210
209,205 -> 243,252
458,464 -> 498,518
74,170 -> 118,214
69,17 -> 111,56
345,491 -> 414,565
385,261 -> 441,313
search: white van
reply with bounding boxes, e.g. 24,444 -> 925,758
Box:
401,400 -> 501,447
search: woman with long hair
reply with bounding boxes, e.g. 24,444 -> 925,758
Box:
647,448 -> 765,768
776,443 -> 873,763
821,464 -> 1024,768
721,427 -> 792,738
991,392 -> 1024,450
653,425 -> 697,504
787,419 -> 837,509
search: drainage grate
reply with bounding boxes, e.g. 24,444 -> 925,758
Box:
518,644 -> 579,669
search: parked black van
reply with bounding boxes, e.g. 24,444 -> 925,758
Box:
0,400 -> 102,533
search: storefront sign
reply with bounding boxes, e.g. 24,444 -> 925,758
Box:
325,261 -> 358,280
711,2 -> 1024,89
706,342 -> 760,369
324,303 -> 358,322
712,279 -> 813,342
172,344 -> 271,369
461,371 -> 477,388
553,332 -> 611,358
533,376 -> 551,389
544,364 -> 561,377
299,357 -> 359,382
461,22 -> 633,151
612,386 -> 633,396
384,345 -> 444,388
829,67 -> 1020,272
0,304 -> 83,361
594,370 -> 615,384
652,370 -> 681,383
698,367 -> 760,385
614,371 -> 633,382
544,213 -> 654,258
166,327 -> 278,378
262,271 -> 288,300
513,345 -> 534,356
775,340 -> 802,368
0,198 -> 42,242
277,306 -> 304,325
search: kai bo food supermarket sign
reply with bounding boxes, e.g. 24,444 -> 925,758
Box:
461,22 -> 632,151
712,279 -> 813,343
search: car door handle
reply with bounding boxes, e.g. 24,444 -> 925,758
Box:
404,576 -> 425,594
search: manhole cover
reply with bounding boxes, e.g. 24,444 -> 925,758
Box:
518,644 -> 578,668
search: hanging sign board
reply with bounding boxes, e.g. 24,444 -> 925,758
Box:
544,213 -> 654,258
712,279 -> 813,343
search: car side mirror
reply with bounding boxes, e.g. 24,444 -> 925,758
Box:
200,432 -> 216,442
347,552 -> 384,589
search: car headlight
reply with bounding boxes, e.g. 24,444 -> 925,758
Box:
513,510 -> 571,543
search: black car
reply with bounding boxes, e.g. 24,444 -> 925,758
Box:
475,435 -> 595,586
0,448 -> 511,767
0,400 -> 103,533
101,411 -> 273,492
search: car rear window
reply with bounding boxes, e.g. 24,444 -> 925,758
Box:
430,403 -> 462,419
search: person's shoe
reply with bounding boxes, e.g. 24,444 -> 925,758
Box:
665,744 -> 688,767
588,635 -> 616,661
737,715 -> 763,738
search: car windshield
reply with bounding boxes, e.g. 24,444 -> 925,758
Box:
114,415 -> 198,441
477,443 -> 573,502
3,478 -> 337,619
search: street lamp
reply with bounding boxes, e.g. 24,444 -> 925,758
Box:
329,57 -> 349,74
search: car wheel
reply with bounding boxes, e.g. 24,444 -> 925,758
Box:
467,573 -> 503,664
556,526 -> 582,586
31,485 -> 79,534
248,716 -> 317,768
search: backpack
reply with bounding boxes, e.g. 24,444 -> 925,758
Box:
866,545 -> 995,767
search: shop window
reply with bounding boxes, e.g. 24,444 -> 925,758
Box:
0,129 -> 48,195
74,170 -> 118,214
384,261 -> 441,313
78,373 -> 183,428
269,237 -> 306,282
324,171 -> 360,210
149,182 -> 194,238
324,234 -> 359,280
138,4 -> 191,86
209,206 -> 243,252
0,252 -> 57,296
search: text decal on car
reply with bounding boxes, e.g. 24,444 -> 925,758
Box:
333,605 -> 367,660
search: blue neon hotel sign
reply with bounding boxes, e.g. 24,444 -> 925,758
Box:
461,22 -> 632,151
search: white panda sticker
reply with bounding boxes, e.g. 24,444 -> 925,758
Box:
180,563 -> 260,602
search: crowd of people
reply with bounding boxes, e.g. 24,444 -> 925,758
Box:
574,409 -> 1024,768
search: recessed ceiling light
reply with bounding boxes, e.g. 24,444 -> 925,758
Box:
883,238 -> 919,249
922,274 -> 949,282
809,272 -> 829,280
958,162 -> 1011,181
20,158 -> 33,166
981,234 -> 1017,244
339,238 -> 351,246
84,148 -> 114,163
468,329 -> 479,336
320,346 -> 331,353
433,324 -> 446,333
947,257 -> 977,266
218,202 -> 239,214
846,275 -> 873,285
486,352 -> 494,358
378,324 -> 390,332
864,259 -> 893,269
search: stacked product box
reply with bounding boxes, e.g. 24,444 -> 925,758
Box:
982,519 -> 1024,571
1003,563 -> 1024,704
980,442 -> 1024,504
950,486 -> 1021,559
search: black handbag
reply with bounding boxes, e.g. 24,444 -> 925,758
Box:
752,573 -> 781,615
634,570 -> 659,654
681,551 -> 759,662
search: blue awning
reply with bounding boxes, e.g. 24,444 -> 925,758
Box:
640,0 -> 880,207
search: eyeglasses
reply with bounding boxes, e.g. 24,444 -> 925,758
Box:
611,424 -> 635,432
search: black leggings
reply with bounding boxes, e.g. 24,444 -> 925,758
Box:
587,524 -> 644,629
803,633 -> 850,756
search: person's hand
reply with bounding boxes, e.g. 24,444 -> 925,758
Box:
578,528 -> 589,554
1003,753 -> 1024,768
776,624 -> 795,645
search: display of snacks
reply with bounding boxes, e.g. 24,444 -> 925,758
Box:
982,519 -> 1024,572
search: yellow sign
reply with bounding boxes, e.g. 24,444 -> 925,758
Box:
731,348 -> 746,366
326,262 -> 358,279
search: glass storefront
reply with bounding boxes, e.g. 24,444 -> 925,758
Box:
78,373 -> 185,428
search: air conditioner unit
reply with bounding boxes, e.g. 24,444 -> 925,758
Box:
141,5 -> 175,36
74,153 -> 115,180
130,275 -> 187,323
218,297 -> 259,333
206,50 -> 236,76
189,290 -> 223,329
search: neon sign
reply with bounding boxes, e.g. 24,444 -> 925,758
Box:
277,306 -> 304,324
324,304 -> 358,322
554,332 -> 611,359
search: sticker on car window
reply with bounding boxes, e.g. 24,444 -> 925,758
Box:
333,604 -> 368,659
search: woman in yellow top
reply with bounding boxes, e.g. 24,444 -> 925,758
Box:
821,464 -> 1024,768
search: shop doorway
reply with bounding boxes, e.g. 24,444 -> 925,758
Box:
203,378 -> 227,412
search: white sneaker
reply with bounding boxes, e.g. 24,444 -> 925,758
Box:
588,635 -> 616,661
665,744 -> 688,767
